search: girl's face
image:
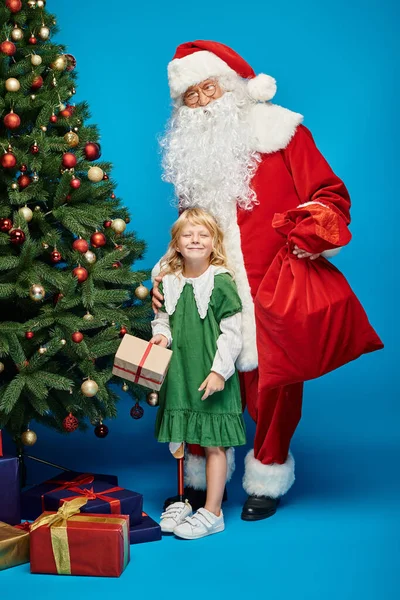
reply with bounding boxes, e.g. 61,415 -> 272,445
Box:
176,222 -> 213,265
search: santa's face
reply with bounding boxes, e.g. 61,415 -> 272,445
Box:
182,79 -> 224,108
176,222 -> 213,268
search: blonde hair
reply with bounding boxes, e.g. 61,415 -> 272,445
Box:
161,208 -> 230,276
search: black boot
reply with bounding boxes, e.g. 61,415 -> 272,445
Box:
163,486 -> 228,512
241,495 -> 280,521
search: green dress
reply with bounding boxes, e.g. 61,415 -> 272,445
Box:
155,270 -> 246,448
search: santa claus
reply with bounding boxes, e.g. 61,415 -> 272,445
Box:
152,40 -> 353,520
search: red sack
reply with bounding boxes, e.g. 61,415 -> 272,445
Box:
255,205 -> 383,390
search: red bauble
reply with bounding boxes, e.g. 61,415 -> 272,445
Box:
63,412 -> 79,433
50,250 -> 62,263
103,220 -> 112,228
125,217 -> 131,224
53,292 -> 64,305
90,232 -> 106,248
50,114 -> 58,123
65,194 -> 72,202
72,266 -> 88,282
72,238 -> 89,253
1,153 -> 17,168
110,193 -> 116,199
112,261 -> 122,269
70,177 -> 81,189
4,111 -> 20,130
25,331 -> 34,340
31,75 -> 43,90
130,402 -> 144,420
62,152 -> 77,168
119,327 -> 127,337
9,228 -> 25,245
60,106 -> 73,118
6,0 -> 23,13
71,331 -> 84,343
0,218 -> 13,233
30,143 -> 39,154
64,54 -> 77,71
0,40 -> 16,56
103,173 -> 109,181
20,164 -> 27,172
94,423 -> 109,438
84,142 -> 101,161
18,174 -> 31,189
28,36 -> 37,45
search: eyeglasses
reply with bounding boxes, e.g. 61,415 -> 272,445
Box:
183,82 -> 218,106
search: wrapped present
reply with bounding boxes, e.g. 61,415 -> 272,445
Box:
44,480 -> 143,527
0,456 -> 20,525
21,470 -> 119,521
0,521 -> 30,571
30,498 -> 130,577
113,334 -> 172,391
129,512 -> 161,545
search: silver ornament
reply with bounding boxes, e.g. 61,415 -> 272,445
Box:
18,206 -> 33,222
146,391 -> 159,407
11,26 -> 24,42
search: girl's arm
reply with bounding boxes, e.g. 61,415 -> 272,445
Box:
151,312 -> 172,347
211,313 -> 243,380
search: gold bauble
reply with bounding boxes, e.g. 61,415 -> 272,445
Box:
35,206 -> 41,212
87,166 -> 104,182
135,284 -> 149,300
30,94 -> 36,100
81,379 -> 99,397
39,26 -> 50,40
111,218 -> 126,234
122,383 -> 129,392
60,339 -> 67,345
11,182 -> 18,190
5,77 -> 20,92
11,26 -> 24,42
52,55 -> 67,71
38,346 -> 47,355
31,54 -> 42,66
41,242 -> 49,249
83,312 -> 94,321
64,131 -> 79,147
40,125 -> 47,132
59,102 -> 66,111
0,362 -> 4,373
146,391 -> 159,407
29,283 -> 45,301
18,206 -> 33,222
37,0 -> 46,7
28,0 -> 36,7
84,250 -> 96,264
21,429 -> 37,446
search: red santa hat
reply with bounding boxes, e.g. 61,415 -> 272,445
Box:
168,40 -> 277,102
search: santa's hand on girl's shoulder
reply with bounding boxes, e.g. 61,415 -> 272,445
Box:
199,371 -> 225,401
152,275 -> 164,313
150,334 -> 168,347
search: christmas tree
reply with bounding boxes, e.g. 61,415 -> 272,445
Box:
0,0 -> 152,449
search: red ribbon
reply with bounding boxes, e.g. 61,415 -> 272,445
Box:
41,473 -> 95,511
113,341 -> 163,385
15,521 -> 31,532
59,486 -> 123,514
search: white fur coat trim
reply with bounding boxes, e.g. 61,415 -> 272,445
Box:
248,103 -> 303,154
242,449 -> 295,498
184,448 -> 235,490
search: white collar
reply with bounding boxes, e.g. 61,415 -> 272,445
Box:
163,265 -> 230,319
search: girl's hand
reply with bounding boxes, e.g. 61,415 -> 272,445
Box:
198,372 -> 225,400
292,244 -> 321,261
152,275 -> 164,314
150,334 -> 168,348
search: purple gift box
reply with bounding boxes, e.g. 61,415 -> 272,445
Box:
21,470 -> 119,521
129,512 -> 162,545
0,456 -> 20,525
44,480 -> 143,527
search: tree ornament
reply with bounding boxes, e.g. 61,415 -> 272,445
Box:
0,362 -> 4,373
70,176 -> 81,189
130,402 -> 144,420
38,346 -> 47,355
40,125 -> 47,132
1,152 -> 17,168
30,94 -> 36,101
31,75 -> 43,90
11,182 -> 18,190
29,284 -> 45,301
65,54 -> 77,71
112,261 -> 122,269
6,0 -> 23,12
18,174 -> 31,189
83,250 -> 96,264
31,54 -> 42,66
37,0 -> 46,7
9,228 -> 25,245
0,218 -> 13,233
119,327 -> 127,337
83,312 -> 94,321
30,142 -> 39,154
71,331 -> 84,343
125,217 -> 131,224
90,231 -> 106,248
25,330 -> 34,339
135,284 -> 149,300
20,164 -> 27,172
35,206 -> 41,212
50,249 -> 62,263
72,266 -> 88,282
5,77 -> 20,92
81,378 -> 98,397
50,113 -> 58,123
51,55 -> 67,71
146,391 -> 159,407
94,422 -> 109,438
72,238 -> 89,253
11,26 -> 24,42
18,206 -> 33,222
41,241 -> 49,249
122,382 -> 129,392
87,166 -> 104,182
111,218 -> 126,234
60,107 -> 73,118
28,35 -> 37,45
103,220 -> 112,228
0,40 -> 16,56
84,142 -> 101,161
62,412 -> 79,433
32,172 -> 39,183
27,0 -> 36,7
4,110 -> 20,130
64,131 -> 79,147
62,152 -> 77,168
21,429 -> 37,446
38,25 -> 50,40
60,339 -> 66,345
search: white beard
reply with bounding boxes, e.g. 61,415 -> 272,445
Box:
160,92 -> 260,229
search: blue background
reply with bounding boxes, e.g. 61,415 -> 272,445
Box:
2,0 -> 398,598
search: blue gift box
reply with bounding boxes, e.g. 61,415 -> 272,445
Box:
21,470 -> 119,521
44,480 -> 143,527
0,456 -> 20,525
129,512 -> 162,545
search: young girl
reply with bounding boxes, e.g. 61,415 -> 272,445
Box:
150,208 -> 245,540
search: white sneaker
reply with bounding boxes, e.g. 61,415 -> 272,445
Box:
173,508 -> 225,540
160,501 -> 192,533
